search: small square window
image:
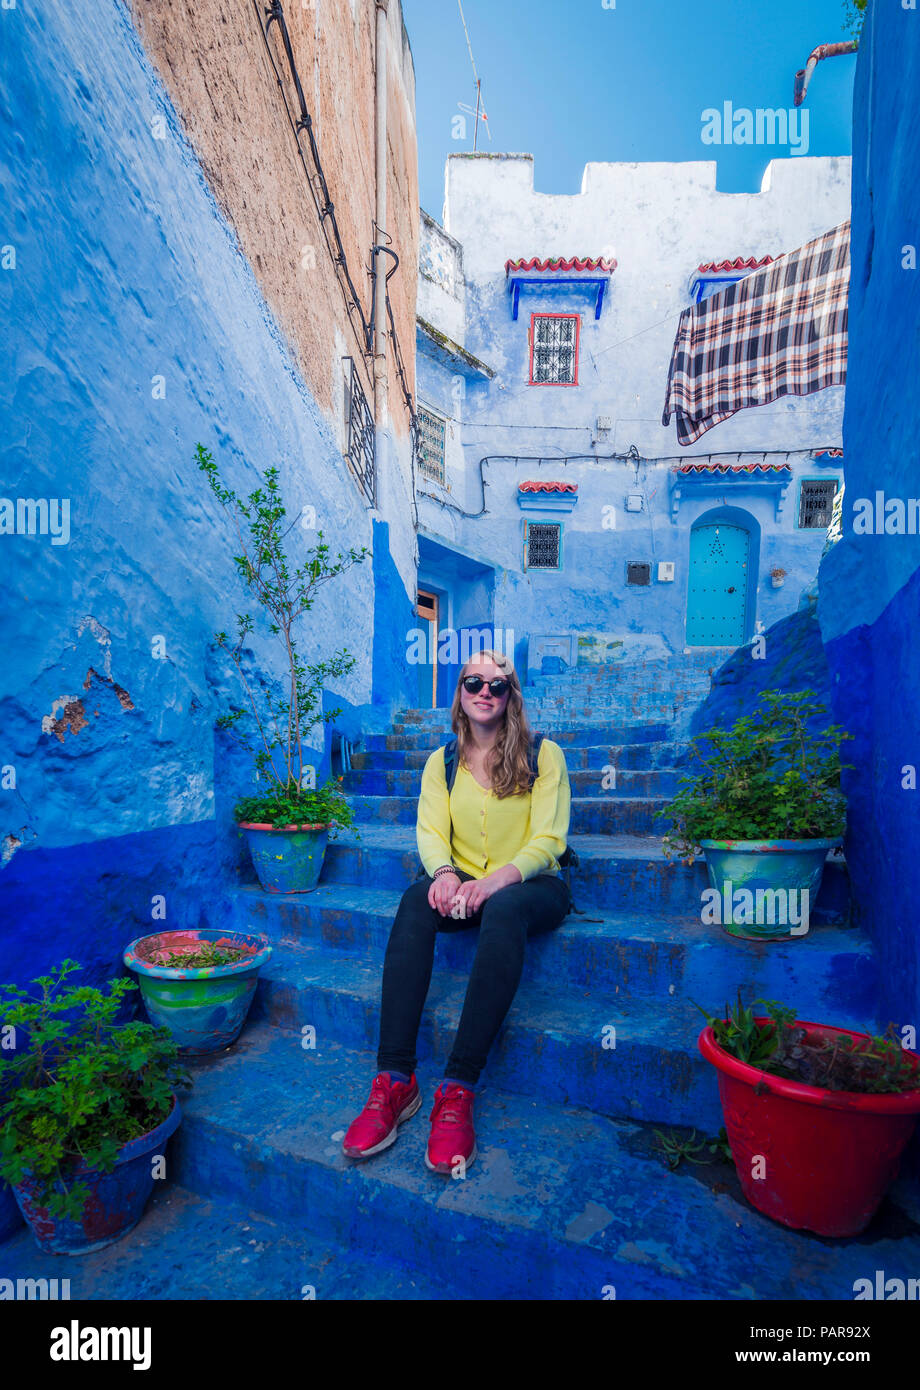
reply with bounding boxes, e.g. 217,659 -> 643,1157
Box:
626,562 -> 651,586
525,522 -> 561,570
530,314 -> 579,385
417,405 -> 447,485
799,479 -> 839,529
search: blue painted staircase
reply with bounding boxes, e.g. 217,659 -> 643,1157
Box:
6,659 -> 920,1298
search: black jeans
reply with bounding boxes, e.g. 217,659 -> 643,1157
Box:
376,869 -> 572,1087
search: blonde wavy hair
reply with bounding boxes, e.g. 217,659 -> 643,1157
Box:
449,649 -> 534,799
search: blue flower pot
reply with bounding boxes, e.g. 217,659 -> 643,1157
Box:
239,821 -> 330,893
12,1096 -> 181,1255
124,928 -> 272,1055
700,838 -> 840,941
0,1182 -> 24,1244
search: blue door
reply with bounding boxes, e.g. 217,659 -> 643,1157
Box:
686,523 -> 750,646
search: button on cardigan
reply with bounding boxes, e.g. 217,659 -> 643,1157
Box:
416,738 -> 571,881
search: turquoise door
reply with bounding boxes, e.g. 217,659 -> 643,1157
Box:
686,523 -> 750,646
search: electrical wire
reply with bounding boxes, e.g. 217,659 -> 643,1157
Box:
251,0 -> 419,520
418,445 -> 832,519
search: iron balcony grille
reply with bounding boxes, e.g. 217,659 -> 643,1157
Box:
417,405 -> 446,484
526,521 -> 561,569
532,315 -> 577,384
799,478 -> 839,529
343,356 -> 376,507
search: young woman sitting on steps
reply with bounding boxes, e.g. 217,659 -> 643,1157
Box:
342,648 -> 572,1174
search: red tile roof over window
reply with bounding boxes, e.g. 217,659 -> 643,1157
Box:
813,448 -> 844,458
505,256 -> 617,275
518,481 -> 579,492
695,255 -> 776,274
674,462 -> 790,475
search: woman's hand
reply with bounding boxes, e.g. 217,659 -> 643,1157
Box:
429,871 -> 463,916
453,863 -> 522,915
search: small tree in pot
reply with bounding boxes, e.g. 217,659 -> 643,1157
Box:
196,444 -> 366,892
657,689 -> 853,939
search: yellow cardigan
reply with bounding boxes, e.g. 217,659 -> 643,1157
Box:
416,738 -> 571,881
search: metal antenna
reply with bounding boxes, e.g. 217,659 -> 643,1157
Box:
457,0 -> 489,151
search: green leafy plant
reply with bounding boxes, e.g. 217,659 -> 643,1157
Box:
0,961 -> 190,1221
657,688 -> 852,864
843,0 -> 867,38
196,443 -> 368,828
233,774 -> 357,833
652,1125 -> 734,1170
161,944 -> 247,969
696,994 -> 919,1095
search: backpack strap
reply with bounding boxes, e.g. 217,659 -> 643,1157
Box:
443,738 -> 459,795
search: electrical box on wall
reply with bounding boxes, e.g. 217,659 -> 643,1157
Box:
658,561 -> 675,583
625,494 -> 644,512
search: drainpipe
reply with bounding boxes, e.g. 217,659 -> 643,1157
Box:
373,0 -> 389,482
794,40 -> 858,106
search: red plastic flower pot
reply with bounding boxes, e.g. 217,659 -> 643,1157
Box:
699,1020 -> 920,1237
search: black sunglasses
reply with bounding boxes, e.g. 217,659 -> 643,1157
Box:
461,675 -> 511,698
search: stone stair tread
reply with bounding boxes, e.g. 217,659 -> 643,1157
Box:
327,823 -> 847,866
257,936 -> 876,1040
1,1185 -> 442,1300
228,882 -> 867,956
172,1021 -> 920,1300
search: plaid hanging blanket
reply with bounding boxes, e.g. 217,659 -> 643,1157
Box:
662,220 -> 850,446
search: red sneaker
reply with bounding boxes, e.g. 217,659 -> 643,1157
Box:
342,1072 -> 422,1159
425,1082 -> 477,1174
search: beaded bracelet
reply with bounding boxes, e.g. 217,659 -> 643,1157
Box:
432,864 -> 457,880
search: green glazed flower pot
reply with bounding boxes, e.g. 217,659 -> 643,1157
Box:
700,838 -> 840,941
124,928 -> 272,1054
239,821 -> 331,893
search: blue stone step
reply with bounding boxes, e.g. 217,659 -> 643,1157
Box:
349,741 -> 691,772
0,1185 -> 444,1299
344,794 -> 672,835
342,767 -> 682,797
311,825 -> 851,920
363,724 -> 671,752
169,1022 -> 920,1301
221,884 -> 875,1017
242,940 -> 875,1130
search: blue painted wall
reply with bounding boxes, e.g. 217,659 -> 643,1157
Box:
0,2 -> 411,988
818,0 -> 920,1035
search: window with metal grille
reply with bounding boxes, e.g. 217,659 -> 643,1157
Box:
626,562 -> 651,586
417,405 -> 446,484
530,314 -> 579,385
342,356 -> 376,506
524,522 -> 561,570
798,478 -> 839,529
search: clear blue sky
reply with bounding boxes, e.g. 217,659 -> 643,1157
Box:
401,0 -> 858,221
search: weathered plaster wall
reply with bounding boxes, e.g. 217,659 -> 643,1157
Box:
818,1 -> 920,1031
0,0 -> 415,986
417,155 -> 851,659
127,0 -> 420,592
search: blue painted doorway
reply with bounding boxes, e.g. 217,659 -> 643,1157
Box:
686,522 -> 750,646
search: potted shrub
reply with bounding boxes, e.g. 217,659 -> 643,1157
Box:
196,444 -> 365,893
770,566 -> 787,588
697,995 -> 920,1237
123,928 -> 273,1055
657,689 -> 852,940
0,961 -> 188,1255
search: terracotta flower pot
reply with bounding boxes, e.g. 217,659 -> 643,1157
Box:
699,1020 -> 920,1237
